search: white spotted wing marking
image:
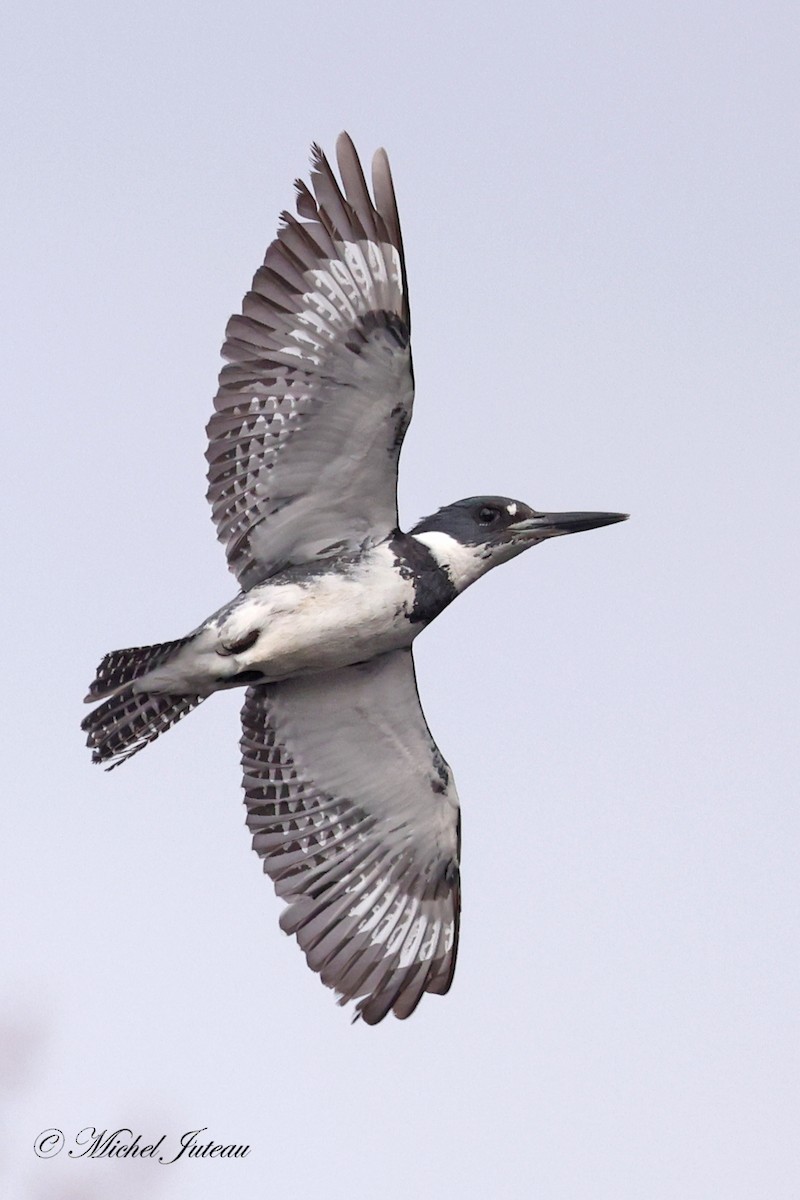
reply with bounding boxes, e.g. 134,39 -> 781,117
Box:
240,648 -> 461,1024
206,134 -> 414,590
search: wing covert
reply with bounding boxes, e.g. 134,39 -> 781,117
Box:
240,649 -> 461,1024
207,134 -> 414,589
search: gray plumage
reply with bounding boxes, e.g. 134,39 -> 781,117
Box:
207,133 -> 413,589
241,650 -> 459,1024
83,134 -> 626,1024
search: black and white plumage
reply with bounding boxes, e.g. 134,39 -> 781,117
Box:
83,135 -> 626,1023
241,651 -> 459,1025
207,136 -> 412,589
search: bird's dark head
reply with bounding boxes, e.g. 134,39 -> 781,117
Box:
410,496 -> 627,590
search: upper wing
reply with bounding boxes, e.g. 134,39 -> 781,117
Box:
207,133 -> 414,590
240,649 -> 461,1024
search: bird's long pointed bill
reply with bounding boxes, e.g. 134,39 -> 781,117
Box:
509,511 -> 629,539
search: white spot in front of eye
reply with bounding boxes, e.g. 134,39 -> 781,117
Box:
507,502 -> 517,516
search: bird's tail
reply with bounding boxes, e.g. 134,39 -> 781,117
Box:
85,636 -> 196,702
82,685 -> 204,770
83,636 -> 203,769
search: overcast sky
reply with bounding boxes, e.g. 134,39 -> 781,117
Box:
3,1 -> 798,1197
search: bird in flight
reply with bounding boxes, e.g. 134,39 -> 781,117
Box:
83,134 -> 627,1024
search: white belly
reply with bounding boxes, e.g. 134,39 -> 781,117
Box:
199,544 -> 415,684
137,546 -> 419,696
233,569 -> 414,679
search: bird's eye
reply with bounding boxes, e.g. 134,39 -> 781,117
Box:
477,505 -> 500,524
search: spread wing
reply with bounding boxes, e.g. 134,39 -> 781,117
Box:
240,649 -> 461,1024
206,133 -> 414,590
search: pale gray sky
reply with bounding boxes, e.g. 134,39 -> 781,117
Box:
3,1 -> 798,1197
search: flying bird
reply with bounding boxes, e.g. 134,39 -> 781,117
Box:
83,134 -> 627,1024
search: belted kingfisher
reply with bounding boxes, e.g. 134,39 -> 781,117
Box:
83,135 -> 627,1024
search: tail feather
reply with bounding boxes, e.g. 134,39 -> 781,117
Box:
82,686 -> 204,770
86,636 -> 195,701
